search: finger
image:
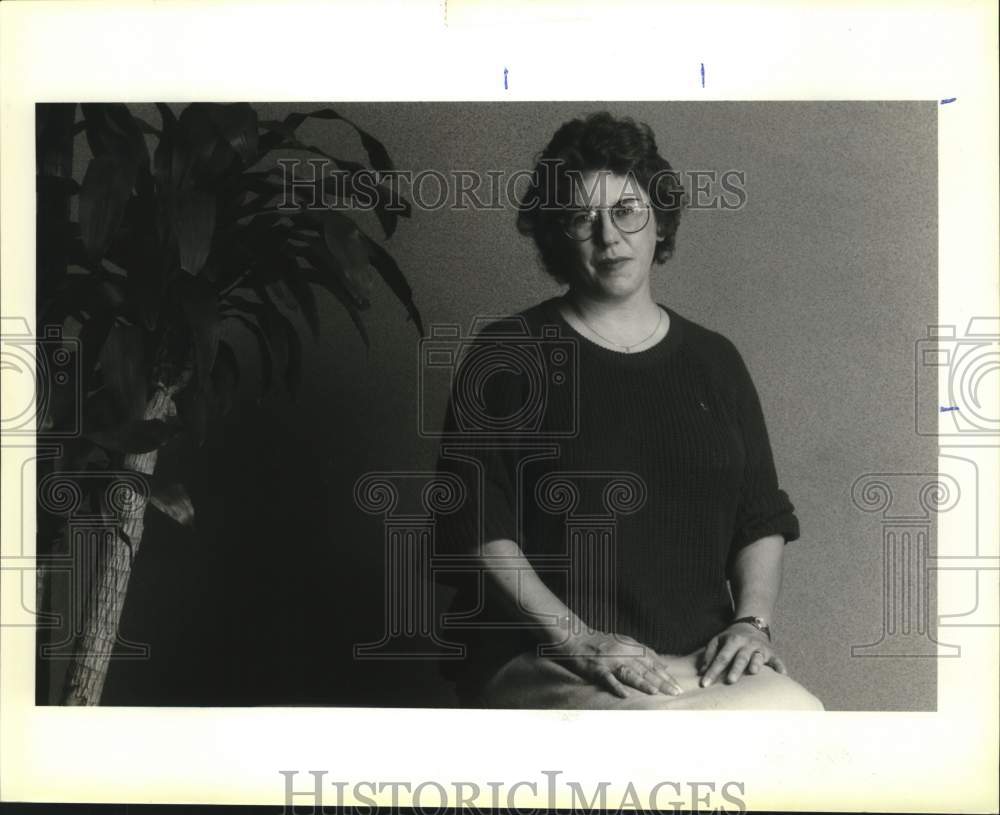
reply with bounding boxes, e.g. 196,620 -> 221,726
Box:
768,655 -> 789,675
660,671 -> 684,696
701,644 -> 740,687
725,650 -> 753,684
617,665 -> 660,696
699,638 -> 720,672
748,651 -> 765,675
635,654 -> 663,675
641,661 -> 683,695
656,668 -> 685,695
596,669 -> 629,699
650,657 -> 684,695
641,663 -> 676,693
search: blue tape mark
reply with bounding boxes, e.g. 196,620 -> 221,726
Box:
700,63 -> 705,88
504,67 -> 509,90
940,406 -> 960,412
940,97 -> 956,104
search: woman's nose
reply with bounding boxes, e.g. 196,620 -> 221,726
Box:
593,210 -> 621,246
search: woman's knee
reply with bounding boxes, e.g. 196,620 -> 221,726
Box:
758,671 -> 825,710
682,669 -> 825,711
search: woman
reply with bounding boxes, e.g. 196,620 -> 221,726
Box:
435,112 -> 823,710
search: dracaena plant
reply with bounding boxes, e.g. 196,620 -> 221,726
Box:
35,102 -> 422,705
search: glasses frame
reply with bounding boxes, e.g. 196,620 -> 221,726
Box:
559,201 -> 653,241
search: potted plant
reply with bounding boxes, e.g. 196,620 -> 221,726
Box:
35,102 -> 422,704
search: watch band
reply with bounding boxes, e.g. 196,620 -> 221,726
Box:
731,615 -> 772,641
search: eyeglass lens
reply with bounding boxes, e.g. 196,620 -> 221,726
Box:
564,203 -> 650,239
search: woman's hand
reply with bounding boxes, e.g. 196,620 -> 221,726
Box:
546,629 -> 684,698
698,622 -> 787,687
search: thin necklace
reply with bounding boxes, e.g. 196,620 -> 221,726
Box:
568,299 -> 663,353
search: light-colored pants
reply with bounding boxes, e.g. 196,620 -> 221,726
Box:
475,648 -> 825,710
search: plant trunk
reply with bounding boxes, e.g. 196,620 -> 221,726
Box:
61,386 -> 173,705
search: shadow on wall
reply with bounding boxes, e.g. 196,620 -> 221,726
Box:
41,394 -> 459,708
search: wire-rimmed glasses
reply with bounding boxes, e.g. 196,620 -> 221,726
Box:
560,200 -> 652,241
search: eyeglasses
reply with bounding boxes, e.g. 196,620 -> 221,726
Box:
560,200 -> 652,241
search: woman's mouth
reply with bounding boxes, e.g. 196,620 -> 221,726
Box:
595,257 -> 630,272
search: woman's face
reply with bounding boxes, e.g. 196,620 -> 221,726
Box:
560,170 -> 661,301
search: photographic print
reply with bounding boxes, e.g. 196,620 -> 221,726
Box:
2,1 -> 997,813
32,100 -> 938,715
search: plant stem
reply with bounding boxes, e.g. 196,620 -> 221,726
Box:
61,385 -> 174,705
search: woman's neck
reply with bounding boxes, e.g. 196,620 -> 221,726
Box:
559,287 -> 667,351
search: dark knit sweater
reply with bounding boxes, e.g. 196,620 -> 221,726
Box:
434,296 -> 800,699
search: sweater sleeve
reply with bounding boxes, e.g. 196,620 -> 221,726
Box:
433,355 -> 523,559
722,338 -> 801,553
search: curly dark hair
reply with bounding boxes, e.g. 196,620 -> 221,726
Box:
516,112 -> 686,285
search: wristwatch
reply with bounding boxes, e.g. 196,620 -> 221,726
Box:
730,615 -> 772,641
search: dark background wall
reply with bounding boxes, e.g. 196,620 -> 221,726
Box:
43,101 -> 938,711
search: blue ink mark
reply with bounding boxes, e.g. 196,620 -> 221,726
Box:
940,97 -> 956,104
504,67 -> 508,90
700,63 -> 705,88
940,406 -> 960,412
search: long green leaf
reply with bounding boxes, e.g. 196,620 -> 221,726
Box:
180,279 -> 222,392
360,232 -> 424,336
321,212 -> 373,304
206,103 -> 258,165
174,189 -> 216,275
177,105 -> 222,167
174,385 -> 209,447
283,261 -> 321,340
255,287 -> 303,396
81,104 -> 148,168
153,103 -> 177,189
210,340 -> 239,416
149,480 -> 196,528
225,313 -> 273,396
98,322 -> 146,420
264,277 -> 297,311
294,107 -> 395,173
79,156 -> 133,259
299,237 -> 369,311
78,313 -> 114,390
300,265 -> 369,349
